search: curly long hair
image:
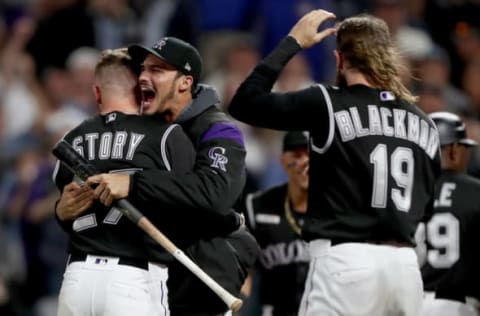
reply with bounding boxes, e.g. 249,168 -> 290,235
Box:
336,14 -> 417,103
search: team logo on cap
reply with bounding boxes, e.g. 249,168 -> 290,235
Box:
184,62 -> 191,71
153,39 -> 167,51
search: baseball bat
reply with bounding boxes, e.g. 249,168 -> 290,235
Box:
52,140 -> 243,312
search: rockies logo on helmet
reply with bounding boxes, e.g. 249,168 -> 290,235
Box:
153,39 -> 167,51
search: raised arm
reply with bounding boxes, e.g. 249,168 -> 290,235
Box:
228,9 -> 336,130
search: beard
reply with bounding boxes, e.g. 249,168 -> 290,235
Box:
155,78 -> 177,121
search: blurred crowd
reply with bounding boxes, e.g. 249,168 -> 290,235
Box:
0,0 -> 479,315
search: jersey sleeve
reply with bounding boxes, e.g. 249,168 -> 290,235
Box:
228,36 -> 330,131
51,133 -> 76,233
51,130 -> 76,190
130,122 -> 246,223
52,160 -> 74,191
162,124 -> 196,173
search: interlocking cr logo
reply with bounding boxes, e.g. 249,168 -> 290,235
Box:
208,146 -> 228,171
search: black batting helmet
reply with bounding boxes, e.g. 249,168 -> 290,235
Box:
429,112 -> 477,147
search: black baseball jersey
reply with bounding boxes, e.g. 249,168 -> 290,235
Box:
53,111 -> 196,263
229,36 -> 441,246
244,184 -> 309,316
420,170 -> 480,301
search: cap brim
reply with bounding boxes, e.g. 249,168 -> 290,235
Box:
128,44 -> 166,65
283,143 -> 308,152
459,139 -> 478,147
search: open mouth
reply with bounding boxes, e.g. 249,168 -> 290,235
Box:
141,87 -> 156,109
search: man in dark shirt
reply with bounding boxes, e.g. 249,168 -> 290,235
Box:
418,111 -> 480,316
243,131 -> 309,316
53,48 -> 196,316
229,10 -> 441,316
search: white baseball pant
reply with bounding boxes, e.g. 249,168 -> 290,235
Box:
57,254 -> 169,316
298,239 -> 423,316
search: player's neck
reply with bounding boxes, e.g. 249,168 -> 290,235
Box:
344,69 -> 373,88
163,93 -> 193,122
287,184 -> 307,214
100,101 -> 139,115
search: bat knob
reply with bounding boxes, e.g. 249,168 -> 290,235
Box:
230,299 -> 243,312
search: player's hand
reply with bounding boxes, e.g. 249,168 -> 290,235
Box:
288,9 -> 336,49
57,182 -> 94,221
86,173 -> 130,206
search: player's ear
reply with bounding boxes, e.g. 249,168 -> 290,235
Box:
93,84 -> 101,105
279,153 -> 290,172
450,144 -> 460,163
334,50 -> 343,70
178,75 -> 193,93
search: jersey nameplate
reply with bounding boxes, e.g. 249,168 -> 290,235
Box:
434,182 -> 456,208
71,132 -> 145,160
334,105 -> 439,159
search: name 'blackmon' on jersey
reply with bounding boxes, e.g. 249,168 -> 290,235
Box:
334,104 -> 438,159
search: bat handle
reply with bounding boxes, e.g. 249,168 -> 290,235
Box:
116,199 -> 144,224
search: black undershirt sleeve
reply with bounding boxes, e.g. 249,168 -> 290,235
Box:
228,36 -> 329,131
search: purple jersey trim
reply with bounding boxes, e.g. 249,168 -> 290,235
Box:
200,123 -> 245,148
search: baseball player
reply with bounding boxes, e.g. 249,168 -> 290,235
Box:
229,10 -> 441,316
417,111 -> 480,316
84,38 -> 259,316
53,48 -> 198,316
243,131 -> 310,316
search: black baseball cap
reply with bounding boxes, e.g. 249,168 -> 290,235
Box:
283,131 -> 309,152
128,37 -> 202,85
429,112 -> 477,147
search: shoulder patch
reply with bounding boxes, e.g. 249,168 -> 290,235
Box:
208,146 -> 228,171
201,122 -> 245,147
